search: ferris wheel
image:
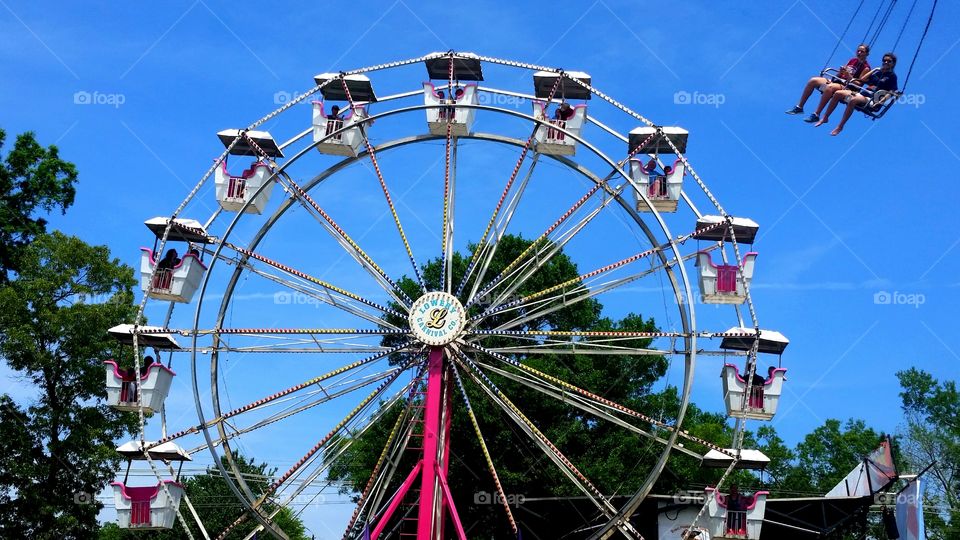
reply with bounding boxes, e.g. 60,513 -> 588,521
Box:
104,52 -> 790,540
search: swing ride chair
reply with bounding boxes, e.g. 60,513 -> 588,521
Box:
311,73 -> 377,157
703,487 -> 770,539
110,51 -> 792,539
813,0 -> 937,121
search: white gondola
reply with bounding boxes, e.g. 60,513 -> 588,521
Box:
140,248 -> 207,303
423,82 -> 478,136
104,359 -> 176,414
630,158 -> 684,212
532,100 -> 587,156
110,480 -> 184,530
214,160 -> 275,214
721,363 -> 787,420
695,251 -> 757,304
312,102 -> 369,156
628,126 -> 689,154
704,487 -> 769,539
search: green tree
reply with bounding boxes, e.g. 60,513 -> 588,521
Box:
0,232 -> 138,537
330,236 -> 672,537
782,418 -> 884,495
0,128 -> 78,283
99,455 -> 310,540
897,368 -> 959,539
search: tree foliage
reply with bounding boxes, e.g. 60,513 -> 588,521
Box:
99,455 -> 310,540
0,128 -> 78,283
0,232 -> 138,537
897,368 -> 959,539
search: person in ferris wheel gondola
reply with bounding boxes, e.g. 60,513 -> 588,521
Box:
786,44 -> 872,122
816,52 -> 898,136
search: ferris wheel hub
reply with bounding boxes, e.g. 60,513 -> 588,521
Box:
408,291 -> 466,346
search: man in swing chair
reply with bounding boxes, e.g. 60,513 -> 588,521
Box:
814,52 -> 899,136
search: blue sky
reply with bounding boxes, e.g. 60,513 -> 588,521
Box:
2,0 -> 959,537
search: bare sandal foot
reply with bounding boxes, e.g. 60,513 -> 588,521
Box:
814,118 -> 829,127
830,126 -> 843,136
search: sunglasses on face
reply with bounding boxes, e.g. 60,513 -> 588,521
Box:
857,49 -> 868,53
883,59 -> 894,64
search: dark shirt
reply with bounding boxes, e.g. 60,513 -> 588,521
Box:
861,70 -> 898,95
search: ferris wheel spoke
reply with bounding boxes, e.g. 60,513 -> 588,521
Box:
274,173 -> 414,308
480,250 -> 699,334
473,359 -> 703,461
464,153 -> 540,302
473,241 -> 671,328
440,112 -> 456,294
256,378 -> 418,540
342,376 -> 425,538
471,333 -> 670,357
220,241 -> 407,322
147,343 -> 414,450
337,76 -> 427,293
190,367 -> 405,456
450,348 -> 641,538
194,328 -> 408,354
449,362 -> 519,536
465,341 -> 737,458
468,172 -> 630,311
213,363 -> 411,540
455,73 -> 568,299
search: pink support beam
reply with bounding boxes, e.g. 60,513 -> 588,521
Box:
367,346 -> 461,540
417,346 -> 447,539
371,460 -> 423,540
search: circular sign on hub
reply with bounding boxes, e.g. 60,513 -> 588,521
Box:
409,292 -> 466,346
